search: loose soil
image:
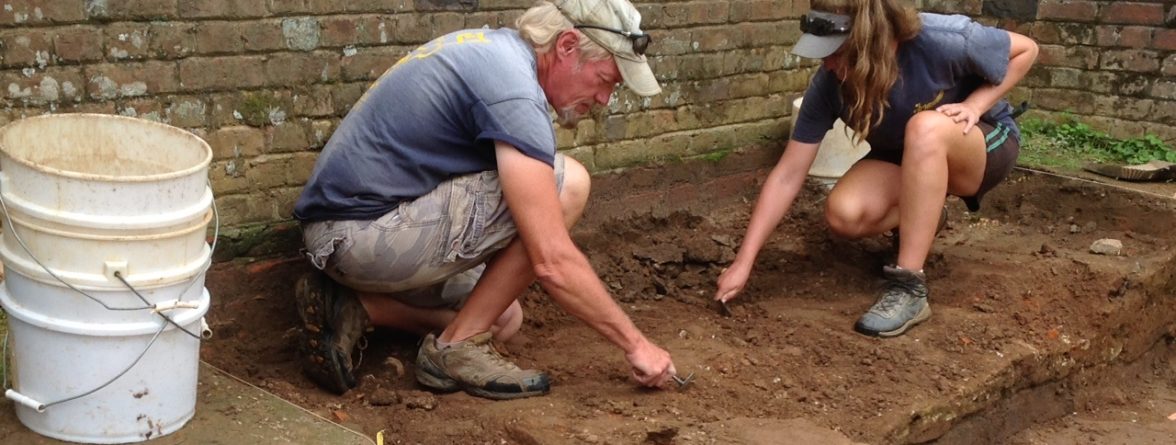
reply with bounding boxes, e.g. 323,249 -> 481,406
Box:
202,154 -> 1176,445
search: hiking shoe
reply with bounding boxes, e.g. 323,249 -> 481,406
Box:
416,332 -> 550,400
854,265 -> 931,337
294,271 -> 372,394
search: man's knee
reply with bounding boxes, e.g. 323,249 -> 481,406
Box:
560,156 -> 591,226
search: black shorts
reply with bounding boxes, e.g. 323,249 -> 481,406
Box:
860,121 -> 1019,211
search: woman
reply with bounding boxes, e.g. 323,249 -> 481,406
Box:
714,0 -> 1038,337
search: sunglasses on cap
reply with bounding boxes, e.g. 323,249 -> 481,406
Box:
574,24 -> 651,56
800,13 -> 851,36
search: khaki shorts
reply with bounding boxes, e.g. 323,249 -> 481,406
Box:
302,154 -> 566,308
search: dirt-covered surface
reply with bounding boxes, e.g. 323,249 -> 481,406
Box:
201,154 -> 1176,445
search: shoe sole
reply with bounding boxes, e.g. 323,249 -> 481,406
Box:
295,273 -> 356,394
416,353 -> 549,400
854,304 -> 932,338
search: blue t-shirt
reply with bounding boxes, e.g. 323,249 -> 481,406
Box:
793,13 -> 1017,152
294,28 -> 555,222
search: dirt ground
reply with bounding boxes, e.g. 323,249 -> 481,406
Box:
201,155 -> 1176,445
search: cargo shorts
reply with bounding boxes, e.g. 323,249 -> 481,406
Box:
301,154 -> 567,309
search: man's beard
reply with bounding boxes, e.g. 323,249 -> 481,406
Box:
556,107 -> 582,129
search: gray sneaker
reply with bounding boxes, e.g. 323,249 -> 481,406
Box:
416,332 -> 550,400
294,271 -> 372,394
854,265 -> 931,337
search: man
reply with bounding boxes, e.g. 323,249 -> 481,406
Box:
291,0 -> 677,400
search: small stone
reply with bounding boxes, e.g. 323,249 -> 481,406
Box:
401,391 -> 438,411
1090,239 -> 1122,256
384,357 -> 405,378
368,387 -> 400,406
1069,224 -> 1080,233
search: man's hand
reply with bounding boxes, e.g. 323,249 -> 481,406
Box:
714,261 -> 752,303
624,339 -> 676,388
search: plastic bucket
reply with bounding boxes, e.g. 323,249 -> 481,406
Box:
0,114 -> 213,443
791,97 -> 871,187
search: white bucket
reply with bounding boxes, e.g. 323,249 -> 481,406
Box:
791,97 -> 871,187
0,114 -> 213,443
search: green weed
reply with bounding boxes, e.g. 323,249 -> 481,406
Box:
1019,115 -> 1175,170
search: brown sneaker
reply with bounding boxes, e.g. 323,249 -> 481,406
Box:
294,271 -> 372,394
415,332 -> 550,400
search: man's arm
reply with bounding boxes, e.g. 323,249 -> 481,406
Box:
494,141 -> 676,386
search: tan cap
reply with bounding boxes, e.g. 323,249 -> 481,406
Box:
554,0 -> 661,96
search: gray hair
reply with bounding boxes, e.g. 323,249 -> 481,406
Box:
516,1 -> 612,61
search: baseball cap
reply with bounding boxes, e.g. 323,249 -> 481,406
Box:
554,0 -> 661,96
792,11 -> 853,59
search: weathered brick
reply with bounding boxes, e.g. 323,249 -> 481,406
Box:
207,125 -> 266,160
340,46 -> 402,81
179,0 -> 268,19
381,14 -> 434,44
919,0 -> 983,15
214,193 -> 272,226
331,82 -> 366,114
148,22 -> 196,59
432,12 -> 465,35
1093,95 -> 1153,121
267,120 -> 311,152
319,14 -> 383,47
178,56 -> 267,91
1036,44 -> 1099,69
309,119 -> 336,147
267,0 -> 310,15
1155,29 -> 1176,51
195,21 -> 245,54
744,21 -> 803,47
117,98 -> 164,121
265,51 -> 340,86
1099,49 -> 1160,73
0,29 -> 53,68
164,96 -> 209,128
1037,0 -> 1099,23
1099,2 -> 1164,26
209,160 -> 252,195
477,0 -> 531,10
52,26 -> 103,63
645,1 -> 730,28
0,0 -> 86,26
1163,54 -> 1176,77
104,23 -> 151,60
87,0 -> 178,20
241,20 -> 286,52
730,0 -> 794,23
281,17 -> 321,51
286,152 -> 317,184
1052,22 -> 1096,46
291,85 -> 335,117
271,186 -> 303,219
1047,67 -> 1082,88
0,65 -> 84,104
1033,88 -> 1098,114
246,154 -> 297,189
1117,26 -> 1154,48
85,61 -> 179,99
1085,115 -> 1147,141
464,10 -> 516,29
1152,80 -> 1176,101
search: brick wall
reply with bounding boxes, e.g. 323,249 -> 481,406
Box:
0,0 -> 1171,254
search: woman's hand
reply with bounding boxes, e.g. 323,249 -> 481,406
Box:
935,102 -> 982,135
714,261 -> 752,303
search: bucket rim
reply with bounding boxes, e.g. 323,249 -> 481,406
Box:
0,286 -> 210,336
0,114 -> 212,183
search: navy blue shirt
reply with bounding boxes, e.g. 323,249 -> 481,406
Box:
295,28 -> 555,222
793,13 -> 1017,152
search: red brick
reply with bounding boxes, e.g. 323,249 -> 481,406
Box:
340,46 -> 402,81
319,15 -> 383,47
1037,0 -> 1099,23
1155,29 -> 1176,51
179,0 -> 267,19
105,23 -> 152,60
53,26 -> 104,63
241,20 -> 286,52
0,0 -> 86,25
1036,44 -> 1099,69
85,61 -> 180,99
1117,26 -> 1153,48
195,21 -> 245,54
1099,2 -> 1164,26
0,66 -> 85,104
89,0 -> 178,20
264,51 -> 340,86
1099,49 -> 1161,73
149,22 -> 197,59
0,29 -> 53,68
178,56 -> 267,91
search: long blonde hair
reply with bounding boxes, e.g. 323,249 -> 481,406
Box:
516,1 -> 611,61
812,0 -> 921,143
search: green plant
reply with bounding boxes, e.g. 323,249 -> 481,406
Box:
1019,114 -> 1175,170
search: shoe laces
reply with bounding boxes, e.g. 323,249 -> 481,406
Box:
873,275 -> 923,316
467,337 -> 521,371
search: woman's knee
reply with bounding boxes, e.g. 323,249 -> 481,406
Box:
825,196 -> 869,238
903,111 -> 955,159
